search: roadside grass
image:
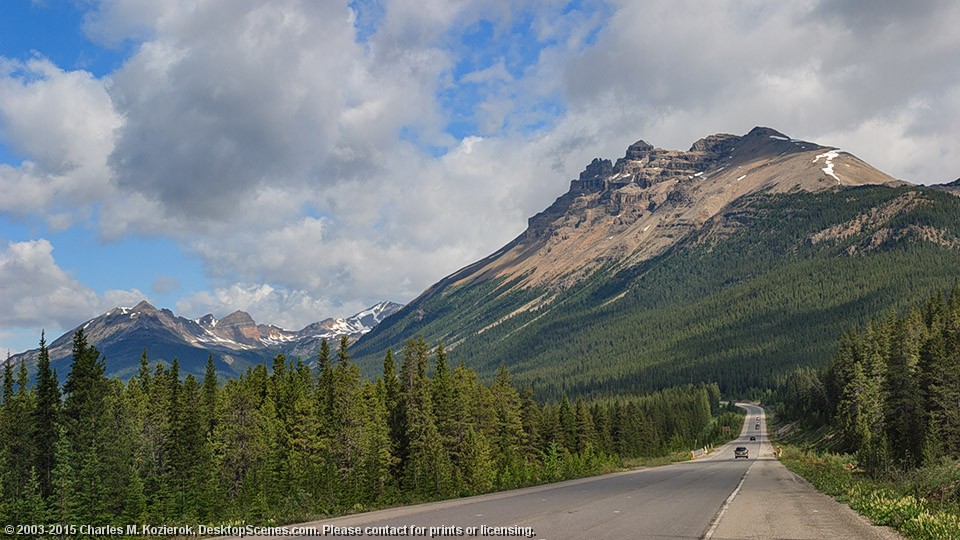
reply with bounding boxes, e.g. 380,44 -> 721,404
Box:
620,450 -> 693,468
768,414 -> 960,539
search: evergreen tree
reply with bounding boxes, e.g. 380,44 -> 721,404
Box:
520,387 -> 542,461
252,391 -> 283,518
137,350 -> 151,393
202,354 -> 219,438
99,380 -> 143,523
167,373 -> 213,521
357,381 -> 395,503
286,386 -> 329,511
400,337 -> 452,498
141,362 -> 172,520
330,355 -> 366,504
49,426 -> 75,524
573,397 -> 596,454
490,365 -> 526,484
63,329 -> 108,453
459,427 -> 494,494
926,306 -> 960,454
884,311 -> 926,468
381,348 -> 404,475
33,331 -> 61,499
337,335 -> 351,365
558,395 -> 576,452
1,360 -> 37,523
123,376 -> 149,523
58,330 -> 113,522
430,342 -> 460,465
841,355 -> 889,476
218,377 -> 264,512
317,339 -> 334,425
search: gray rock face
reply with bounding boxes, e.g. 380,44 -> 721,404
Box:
444,126 -> 899,293
579,158 -> 613,181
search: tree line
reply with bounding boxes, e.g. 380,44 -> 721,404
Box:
776,285 -> 960,476
0,330 -> 734,529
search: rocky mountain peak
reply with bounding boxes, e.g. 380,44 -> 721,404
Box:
131,300 -> 157,313
219,310 -> 256,327
8,300 -> 402,380
579,158 -> 614,181
624,140 -> 655,159
213,311 -> 260,346
744,126 -> 789,139
688,133 -> 738,153
451,127 -> 900,293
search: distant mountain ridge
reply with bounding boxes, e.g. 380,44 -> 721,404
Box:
354,126 -> 960,398
10,300 -> 402,380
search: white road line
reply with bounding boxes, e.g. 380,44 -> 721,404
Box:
702,461 -> 753,539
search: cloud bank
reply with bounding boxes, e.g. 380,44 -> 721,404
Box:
2,0 -> 959,340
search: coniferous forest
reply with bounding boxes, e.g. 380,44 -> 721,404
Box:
0,330 -> 738,530
776,285 -> 960,477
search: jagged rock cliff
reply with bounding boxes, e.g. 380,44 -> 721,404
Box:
448,126 -> 898,291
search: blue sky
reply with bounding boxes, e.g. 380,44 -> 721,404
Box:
0,2 -> 125,77
2,0 -> 960,355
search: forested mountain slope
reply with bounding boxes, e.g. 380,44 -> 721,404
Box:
355,128 -> 960,398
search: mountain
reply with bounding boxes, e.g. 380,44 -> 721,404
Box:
353,127 -> 960,398
933,178 -> 960,195
10,300 -> 402,380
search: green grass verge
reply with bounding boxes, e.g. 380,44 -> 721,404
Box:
769,414 -> 960,539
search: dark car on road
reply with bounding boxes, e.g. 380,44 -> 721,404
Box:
734,446 -> 749,459
749,436 -> 756,441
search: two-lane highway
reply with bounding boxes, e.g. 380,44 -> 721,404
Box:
710,405 -> 902,540
216,404 -> 900,539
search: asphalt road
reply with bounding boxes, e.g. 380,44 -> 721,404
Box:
709,404 -> 901,540
216,404 -> 901,540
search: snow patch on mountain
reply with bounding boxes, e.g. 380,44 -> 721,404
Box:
298,302 -> 403,340
10,300 -> 405,372
814,149 -> 841,184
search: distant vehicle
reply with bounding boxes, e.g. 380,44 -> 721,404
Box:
755,424 -> 760,429
734,446 -> 749,459
749,436 -> 756,441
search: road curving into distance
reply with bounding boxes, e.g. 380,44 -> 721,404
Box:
214,403 -> 901,540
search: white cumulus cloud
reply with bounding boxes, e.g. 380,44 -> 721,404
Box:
3,0 -> 960,349
0,239 -> 146,330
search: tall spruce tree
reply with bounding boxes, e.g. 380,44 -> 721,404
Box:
884,310 -> 926,468
400,337 -> 452,498
1,360 -> 37,523
430,341 -> 461,467
202,354 -> 219,438
358,381 -> 395,503
33,331 -> 61,498
62,329 -> 111,521
490,365 -> 526,483
63,329 -> 108,452
330,354 -> 366,504
317,339 -> 334,424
